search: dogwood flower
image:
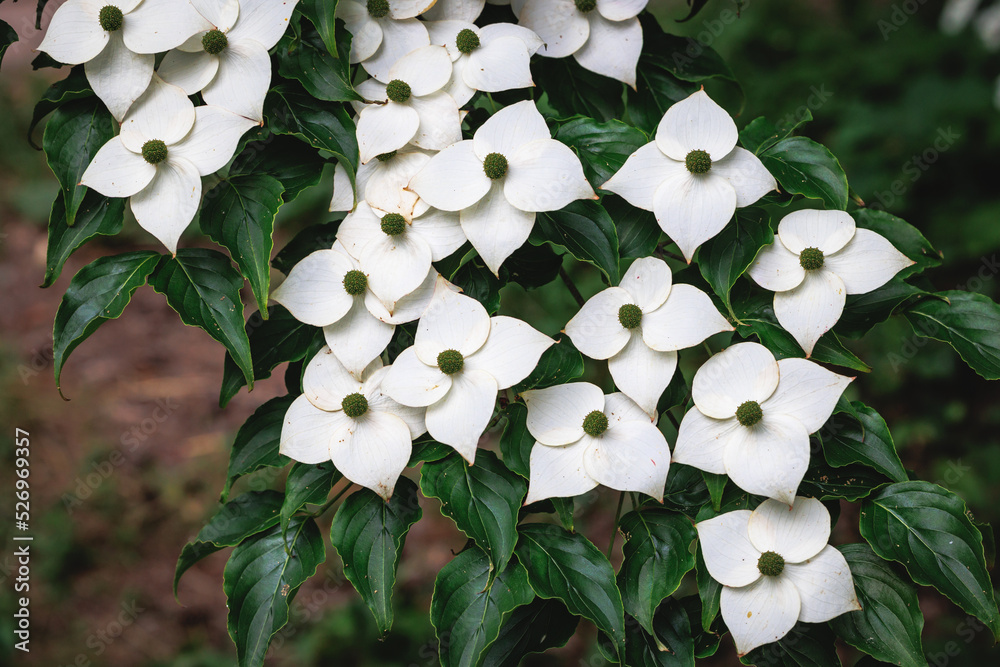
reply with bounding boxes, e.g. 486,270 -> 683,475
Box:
748,210 -> 914,356
671,342 -> 852,505
565,257 -> 732,415
37,0 -> 211,120
80,76 -> 255,252
330,149 -> 430,214
602,90 -> 777,261
337,201 -> 466,309
280,352 -> 425,500
696,497 -> 861,655
337,0 -> 434,81
423,0 -> 485,21
353,46 -> 461,163
520,384 -> 671,503
426,20 -> 542,106
157,0 -> 299,122
518,0 -> 645,86
408,100 -> 595,274
271,242 -> 440,376
382,278 -> 554,462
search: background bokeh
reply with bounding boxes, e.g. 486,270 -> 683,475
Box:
1,0 -> 999,664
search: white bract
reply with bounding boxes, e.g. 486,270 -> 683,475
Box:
518,0 -> 645,86
520,383 -> 671,503
422,0 -> 486,22
80,76 -> 255,253
271,242 -> 441,376
672,342 -> 852,505
565,257 -> 732,415
748,209 -> 914,356
157,0 -> 299,123
37,0 -> 211,120
338,0 -> 435,81
408,100 -> 596,275
697,497 -> 861,655
337,201 -> 466,310
353,45 -> 462,163
330,149 -> 430,214
602,90 -> 777,261
280,351 -> 425,500
382,278 -> 554,462
426,20 -> 542,106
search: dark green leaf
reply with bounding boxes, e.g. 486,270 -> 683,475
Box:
230,135 -> 326,201
43,189 -> 124,287
0,18 -> 17,67
28,65 -> 93,144
280,461 -> 341,533
762,137 -> 849,210
276,26 -> 361,103
450,256 -> 503,313
739,622 -> 841,666
499,402 -> 533,479
271,218 -> 342,274
821,402 -> 907,483
800,459 -> 889,502
904,291 -> 1000,380
298,0 -> 341,57
222,396 -> 294,501
834,277 -> 926,339
512,335 -> 584,394
696,544 -> 721,631
605,194 -> 661,259
407,437 -> 453,466
740,112 -> 813,156
702,472 -> 727,512
479,598 -> 579,667
534,200 -> 620,282
621,602 -> 695,667
265,84 -> 358,174
676,0 -> 711,23
503,241 -> 561,291
661,463 -> 711,516
852,208 -> 941,275
533,56 -> 624,122
641,17 -> 737,84
555,116 -> 648,188
697,206 -> 773,317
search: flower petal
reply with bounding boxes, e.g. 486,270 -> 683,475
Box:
335,201 -> 381,259
763,358 -> 852,434
157,49 -> 219,95
381,346 -> 453,407
119,75 -> 195,151
408,90 -> 463,151
202,39 -> 272,122
604,391 -> 654,425
695,509 -> 761,587
426,19 -> 473,59
362,231 -> 434,309
600,142 -> 673,211
425,369 -> 498,462
271,249 -> 354,327
641,284 -> 733,352
339,1 -> 382,62
280,394 -> 347,464
366,369 -> 427,439
190,0 -> 239,31
748,497 -> 831,564
473,99 -> 551,159
123,0 -> 213,53
521,382 -> 604,446
747,240 -> 806,292
381,266 -> 442,324
671,407 -> 737,474
596,0 -> 647,21
85,32 -> 155,122
692,342 -> 779,419
784,545 -> 861,622
824,229 -> 915,295
329,162 -> 356,212
170,105 -> 256,175
422,0 -> 486,22
723,413 -> 811,506
80,138 -> 155,198
525,438 -> 597,503
721,575 -> 801,656
460,180 -> 536,275
302,346 -> 365,411
323,298 -> 395,376
711,146 -> 777,207
506,139 -> 595,212
388,45 -> 452,96
518,0 -> 589,58
330,411 -> 413,500
478,21 -> 543,54
620,256 -> 672,312
388,0 -> 437,19
583,421 -> 670,500
608,335 -> 677,417
653,170 -> 737,261
773,269 -> 847,357
408,140 -> 491,211
463,35 -> 533,93
444,56 -> 477,106
564,286 -> 633,360
357,102 -> 420,165
362,17 -> 430,81
415,277 -> 492,363
777,209 -> 856,255
364,150 -> 430,215
466,316 -> 554,389
573,13 -> 641,87
655,89 -> 738,161
227,0 -> 298,50
129,157 -> 201,253
38,0 -> 109,65
411,208 -> 466,260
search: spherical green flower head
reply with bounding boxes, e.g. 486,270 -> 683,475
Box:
456,28 -> 481,54
386,79 -> 412,103
618,304 -> 642,329
483,152 -> 508,180
685,149 -> 712,174
757,550 -> 785,577
367,0 -> 389,18
342,392 -> 369,418
380,213 -> 406,236
343,270 -> 368,295
99,5 -> 123,32
202,29 -> 228,55
575,0 -> 597,12
735,400 -> 762,427
799,247 -> 824,271
437,349 -> 464,375
582,410 -> 609,437
141,139 -> 168,165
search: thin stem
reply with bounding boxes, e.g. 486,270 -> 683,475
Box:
606,491 -> 626,560
311,481 -> 355,517
559,266 -> 586,308
665,410 -> 680,430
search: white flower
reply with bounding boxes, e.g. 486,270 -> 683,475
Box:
271,242 -> 440,376
696,497 -> 861,655
565,257 -> 732,416
518,0 -> 646,86
37,0 -> 211,120
382,277 -> 554,462
157,0 -> 299,123
280,351 -> 425,500
520,384 -> 671,503
748,209 -> 914,356
330,148 -> 431,214
337,201 -> 466,309
352,46 -> 461,163
602,90 -> 777,261
426,20 -> 542,106
80,76 -> 255,253
671,342 -> 852,505
337,0 -> 435,81
422,0 -> 485,22
407,100 -> 596,275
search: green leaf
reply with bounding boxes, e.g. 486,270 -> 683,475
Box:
695,545 -> 721,631
276,25 -> 361,103
515,523 -> 625,658
329,477 -> 422,634
830,543 -> 925,667
499,402 -> 533,479
512,335 -> 585,394
271,219 -> 342,274
479,598 -> 578,667
43,97 -> 116,226
503,241 -> 562,291
533,200 -> 620,283
702,472 -> 727,512
739,622 -> 842,666
852,208 -> 941,275
28,65 -> 93,145
265,84 -> 358,174
53,251 -> 160,392
280,461 -> 340,533
407,437 -> 453,466
201,174 -> 285,314
697,207 -> 773,317
0,18 -> 17,67
150,248 -> 253,387
859,481 -> 1000,636
904,291 -> 1000,380
222,396 -> 294,501
230,135 -> 326,201
533,56 -> 624,122
617,509 -> 697,635
605,195 -> 661,259
821,402 -> 907,483
621,602 -> 695,667
224,517 -> 325,667
450,256 -> 503,314
43,189 -> 124,288
739,112 -> 813,156
800,459 -> 889,502
555,116 -> 648,188
430,549 -> 535,667
298,0 -> 340,57
643,20 -> 737,84
174,490 -> 284,597
762,137 -> 849,210
834,277 -> 926,339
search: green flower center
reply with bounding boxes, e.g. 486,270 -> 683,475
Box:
437,349 -> 464,375
386,79 -> 411,103
799,247 -> 825,271
617,303 -> 642,329
574,0 -> 597,12
757,550 -> 785,577
376,151 -> 397,162
367,0 -> 389,18
342,392 -> 369,418
685,149 -> 712,174
141,139 -> 168,165
380,213 -> 406,236
735,400 -> 763,427
582,410 -> 609,437
99,5 -> 123,32
456,28 -> 481,54
483,152 -> 508,180
202,29 -> 228,55
343,270 -> 368,295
